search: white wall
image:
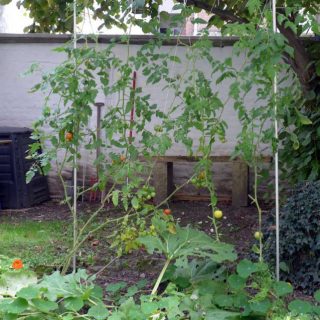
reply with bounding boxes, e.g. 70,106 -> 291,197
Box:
0,36 -> 267,197
159,0 -> 176,13
0,40 -> 249,151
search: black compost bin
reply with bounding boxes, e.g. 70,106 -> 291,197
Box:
0,127 -> 50,209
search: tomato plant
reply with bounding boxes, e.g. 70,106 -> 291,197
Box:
18,2 -> 320,319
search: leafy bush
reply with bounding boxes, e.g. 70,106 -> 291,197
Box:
0,270 -> 106,319
263,181 -> 320,294
163,257 -> 317,319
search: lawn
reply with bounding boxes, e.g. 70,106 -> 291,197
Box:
0,220 -> 71,272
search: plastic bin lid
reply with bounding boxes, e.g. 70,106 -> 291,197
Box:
0,127 -> 32,134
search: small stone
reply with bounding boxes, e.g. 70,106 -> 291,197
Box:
140,273 -> 146,278
91,240 -> 100,247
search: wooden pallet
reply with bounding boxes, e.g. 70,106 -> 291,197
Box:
152,155 -> 272,207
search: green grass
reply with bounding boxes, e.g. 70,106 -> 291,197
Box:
0,220 -> 72,271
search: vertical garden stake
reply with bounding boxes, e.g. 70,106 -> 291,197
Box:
95,102 -> 104,203
72,0 -> 78,273
272,0 -> 280,281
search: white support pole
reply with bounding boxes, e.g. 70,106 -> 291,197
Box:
272,0 -> 280,281
72,0 -> 78,273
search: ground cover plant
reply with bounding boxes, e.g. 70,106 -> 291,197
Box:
0,0 -> 319,319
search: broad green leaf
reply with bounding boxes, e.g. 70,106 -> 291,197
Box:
136,279 -> 148,289
0,299 -> 12,312
17,287 -> 39,300
196,280 -> 227,295
273,281 -> 293,297
0,271 -> 37,297
158,296 -> 182,318
233,293 -> 250,311
64,297 -> 84,312
91,285 -> 104,300
236,259 -> 259,279
7,298 -> 28,314
249,299 -> 271,314
114,298 -> 142,319
31,299 -> 58,313
137,235 -> 166,255
125,285 -> 138,298
88,303 -> 109,320
227,274 -> 246,291
3,313 -> 18,320
215,294 -> 233,307
159,11 -> 170,21
288,300 -> 313,314
108,312 -> 122,320
138,217 -> 236,263
106,282 -> 127,293
140,301 -> 158,314
205,310 -> 240,319
37,270 -> 90,301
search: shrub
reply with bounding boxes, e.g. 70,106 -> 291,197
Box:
263,181 -> 320,294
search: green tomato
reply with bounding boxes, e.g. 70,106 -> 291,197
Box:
254,231 -> 263,240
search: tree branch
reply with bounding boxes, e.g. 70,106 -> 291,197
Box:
277,22 -> 316,94
177,0 -> 318,95
177,0 -> 248,24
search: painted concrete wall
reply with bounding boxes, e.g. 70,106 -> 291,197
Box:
0,36 -> 271,199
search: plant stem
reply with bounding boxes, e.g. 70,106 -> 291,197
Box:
212,218 -> 220,242
150,258 -> 171,297
253,163 -> 263,262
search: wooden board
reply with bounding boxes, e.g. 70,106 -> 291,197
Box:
142,155 -> 273,163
